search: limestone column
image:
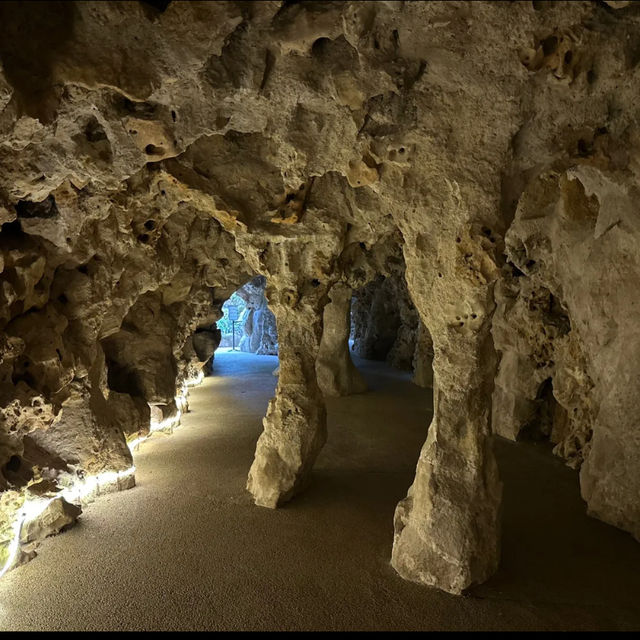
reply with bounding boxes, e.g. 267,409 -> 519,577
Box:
247,291 -> 328,508
412,321 -> 434,388
316,283 -> 367,397
391,229 -> 502,594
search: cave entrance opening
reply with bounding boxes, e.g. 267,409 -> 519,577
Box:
214,276 -> 279,359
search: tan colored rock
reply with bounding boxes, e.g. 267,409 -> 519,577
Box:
0,0 -> 639,593
500,166 -> 640,541
246,297 -> 327,508
412,322 -> 434,389
20,497 -> 81,546
316,283 -> 366,397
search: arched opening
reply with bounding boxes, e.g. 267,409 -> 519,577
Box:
349,273 -> 434,391
2,2 -> 640,630
216,276 -> 278,357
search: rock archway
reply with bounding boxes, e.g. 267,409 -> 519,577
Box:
0,0 -> 639,600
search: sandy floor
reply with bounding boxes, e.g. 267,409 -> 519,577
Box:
0,351 -> 638,631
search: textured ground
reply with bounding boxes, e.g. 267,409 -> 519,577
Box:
0,351 -> 638,631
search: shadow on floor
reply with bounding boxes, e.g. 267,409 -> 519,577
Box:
0,351 -> 637,631
474,437 -> 640,630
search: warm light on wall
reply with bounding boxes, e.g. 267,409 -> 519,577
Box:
127,370 -> 204,452
0,369 -> 206,580
0,466 -> 136,579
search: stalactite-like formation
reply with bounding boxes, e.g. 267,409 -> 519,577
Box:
0,0 -> 639,594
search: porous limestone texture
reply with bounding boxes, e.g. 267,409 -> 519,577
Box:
351,273 -> 419,371
0,0 -> 639,594
496,166 -> 640,542
317,282 -> 367,397
19,497 -> 81,549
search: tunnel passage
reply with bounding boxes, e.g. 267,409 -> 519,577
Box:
350,273 -> 434,390
0,1 -> 639,617
217,276 -> 278,356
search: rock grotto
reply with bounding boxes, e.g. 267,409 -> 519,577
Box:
0,0 -> 639,608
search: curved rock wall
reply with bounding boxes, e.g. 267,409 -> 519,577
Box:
0,0 -> 638,593
495,166 -> 640,542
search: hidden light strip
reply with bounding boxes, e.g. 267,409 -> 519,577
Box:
0,370 -> 205,580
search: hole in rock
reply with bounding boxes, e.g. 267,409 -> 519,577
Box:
212,276 -> 279,361
311,37 -> 332,57
4,455 -> 21,473
518,378 -> 563,442
541,35 -> 559,56
145,144 -> 164,156
140,0 -> 171,11
215,115 -> 230,129
577,138 -> 591,157
15,195 -> 58,219
85,117 -> 108,143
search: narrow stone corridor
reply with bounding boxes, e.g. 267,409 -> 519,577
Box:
0,352 -> 637,631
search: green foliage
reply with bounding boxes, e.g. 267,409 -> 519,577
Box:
218,292 -> 247,334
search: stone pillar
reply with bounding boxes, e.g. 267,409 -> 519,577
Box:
391,226 -> 502,594
412,321 -> 434,388
316,283 -> 366,397
247,292 -> 327,508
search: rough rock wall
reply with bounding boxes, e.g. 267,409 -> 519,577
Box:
495,167 -> 640,542
0,0 -> 638,593
351,271 -> 419,371
412,321 -> 434,389
351,276 -> 398,360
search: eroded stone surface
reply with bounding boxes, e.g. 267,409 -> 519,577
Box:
20,497 -> 81,547
0,0 -> 638,593
317,282 -> 366,397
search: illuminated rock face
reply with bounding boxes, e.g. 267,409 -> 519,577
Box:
20,497 -> 81,549
0,0 -> 639,593
317,282 -> 367,398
